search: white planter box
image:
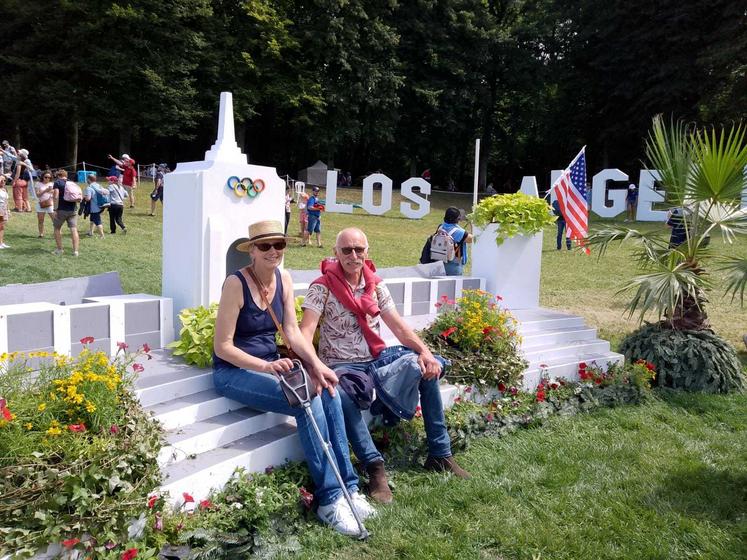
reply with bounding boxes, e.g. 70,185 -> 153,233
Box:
471,224 -> 543,310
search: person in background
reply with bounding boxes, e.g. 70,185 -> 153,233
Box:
552,199 -> 571,251
34,170 -> 55,238
149,164 -> 165,216
108,153 -> 137,208
440,207 -> 472,275
212,220 -> 374,536
300,227 -> 470,506
84,174 -> 108,238
1,141 -> 17,176
485,182 -> 497,195
298,190 -> 309,245
306,185 -> 324,248
107,175 -> 128,234
12,148 -> 33,212
284,186 -> 292,235
625,184 -> 638,222
667,207 -> 687,248
0,174 -> 10,249
52,169 -> 80,256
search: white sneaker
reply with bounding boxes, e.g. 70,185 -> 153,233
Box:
52,249 -> 63,256
317,495 -> 362,536
351,491 -> 376,520
0,243 -> 9,249
73,251 -> 79,257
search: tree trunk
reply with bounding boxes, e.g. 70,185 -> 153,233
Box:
67,119 -> 79,169
119,129 -> 131,157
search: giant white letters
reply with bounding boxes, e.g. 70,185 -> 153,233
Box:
400,177 -> 431,219
636,170 -> 666,221
591,169 -> 628,218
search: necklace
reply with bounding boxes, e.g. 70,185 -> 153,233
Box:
248,266 -> 273,299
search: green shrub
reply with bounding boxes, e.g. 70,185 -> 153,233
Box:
168,304 -> 218,367
619,324 -> 746,393
467,192 -> 556,245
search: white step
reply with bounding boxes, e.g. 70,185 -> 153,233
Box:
522,339 -> 611,364
521,351 -> 624,390
161,422 -> 304,503
513,309 -> 586,334
136,369 -> 213,407
521,326 -> 597,348
146,389 -> 244,430
158,407 -> 293,467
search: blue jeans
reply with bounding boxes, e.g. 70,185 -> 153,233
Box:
333,355 -> 452,467
556,220 -> 571,250
213,366 -> 359,506
307,214 -> 321,233
444,260 -> 463,276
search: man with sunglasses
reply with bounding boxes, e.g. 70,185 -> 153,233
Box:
300,228 -> 470,505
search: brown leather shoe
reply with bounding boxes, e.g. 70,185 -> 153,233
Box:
365,460 -> 393,504
424,455 -> 471,479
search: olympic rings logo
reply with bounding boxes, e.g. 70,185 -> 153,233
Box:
226,176 -> 266,198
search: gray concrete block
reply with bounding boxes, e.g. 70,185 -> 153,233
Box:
125,301 -> 160,334
126,331 -> 163,351
70,306 -> 110,340
412,281 -> 430,302
412,301 -> 431,316
71,339 -> 111,356
7,311 -> 54,352
387,282 -> 405,306
463,278 -> 481,291
435,279 -> 456,302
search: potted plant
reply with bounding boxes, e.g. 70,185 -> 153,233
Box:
468,192 -> 555,309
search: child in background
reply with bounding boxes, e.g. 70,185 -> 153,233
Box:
298,191 -> 310,246
0,175 -> 10,248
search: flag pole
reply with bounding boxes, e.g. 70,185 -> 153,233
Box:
472,138 -> 480,209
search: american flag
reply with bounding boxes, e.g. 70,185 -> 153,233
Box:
550,147 -> 589,254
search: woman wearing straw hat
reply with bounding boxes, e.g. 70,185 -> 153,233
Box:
212,220 -> 375,536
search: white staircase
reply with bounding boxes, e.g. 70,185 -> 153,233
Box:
136,307 -> 621,502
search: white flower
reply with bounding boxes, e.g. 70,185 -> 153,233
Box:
127,512 -> 147,540
232,502 -> 244,510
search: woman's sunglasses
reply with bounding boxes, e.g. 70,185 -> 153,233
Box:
339,246 -> 367,256
255,241 -> 287,252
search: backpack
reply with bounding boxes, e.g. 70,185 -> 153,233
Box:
429,226 -> 457,263
94,186 -> 110,208
63,180 -> 83,202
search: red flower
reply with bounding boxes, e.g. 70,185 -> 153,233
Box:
454,396 -> 462,404
199,499 -> 214,510
578,361 -> 587,370
594,378 -> 602,385
62,538 -> 81,549
121,549 -> 138,560
509,386 -> 518,396
154,513 -> 163,531
579,370 -> 588,380
482,326 -> 494,335
132,363 -> 144,373
147,495 -> 159,509
464,386 -> 472,393
299,487 -> 314,509
182,492 -> 194,503
265,466 -> 275,475
141,343 -> 151,354
110,425 -> 120,434
440,326 -> 457,338
645,361 -> 656,371
434,302 -> 442,309
495,295 -> 503,301
486,413 -> 495,422
0,399 -> 11,422
536,390 -> 546,402
414,405 -> 422,418
549,382 -> 559,390
117,341 -> 128,351
497,383 -> 506,392
440,295 -> 449,302
80,336 -> 95,345
68,423 -> 86,433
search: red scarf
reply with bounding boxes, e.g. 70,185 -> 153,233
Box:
312,258 -> 386,359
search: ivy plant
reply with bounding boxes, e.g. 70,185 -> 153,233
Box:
468,192 -> 556,245
167,303 -> 219,368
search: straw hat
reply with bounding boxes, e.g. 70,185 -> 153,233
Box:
236,220 -> 286,253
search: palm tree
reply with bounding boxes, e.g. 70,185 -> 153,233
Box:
588,116 -> 747,330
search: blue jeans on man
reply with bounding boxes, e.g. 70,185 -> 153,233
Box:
333,353 -> 452,467
556,219 -> 571,250
213,365 -> 359,506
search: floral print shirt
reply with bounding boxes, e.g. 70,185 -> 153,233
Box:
302,280 -> 395,365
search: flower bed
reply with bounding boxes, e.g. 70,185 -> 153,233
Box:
0,341 -> 163,559
419,290 -> 527,389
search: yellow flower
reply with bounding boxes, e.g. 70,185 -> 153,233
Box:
85,402 -> 96,413
46,426 -> 62,436
25,422 -> 33,430
38,403 -> 47,412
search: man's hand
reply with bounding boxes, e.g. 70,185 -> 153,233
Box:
418,349 -> 441,380
312,363 -> 339,397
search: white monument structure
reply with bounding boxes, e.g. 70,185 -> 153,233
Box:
161,92 -> 285,320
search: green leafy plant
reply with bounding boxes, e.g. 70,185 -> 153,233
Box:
0,343 -> 164,558
619,323 -> 745,393
588,116 -> 747,328
167,303 -> 219,367
468,192 -> 556,245
420,290 -> 527,388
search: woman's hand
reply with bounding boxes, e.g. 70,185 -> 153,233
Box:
263,358 -> 294,375
312,363 -> 339,397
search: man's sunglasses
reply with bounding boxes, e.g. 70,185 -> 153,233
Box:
255,241 -> 287,252
339,246 -> 367,256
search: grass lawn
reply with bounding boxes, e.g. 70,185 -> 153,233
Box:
1,184 -> 746,559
